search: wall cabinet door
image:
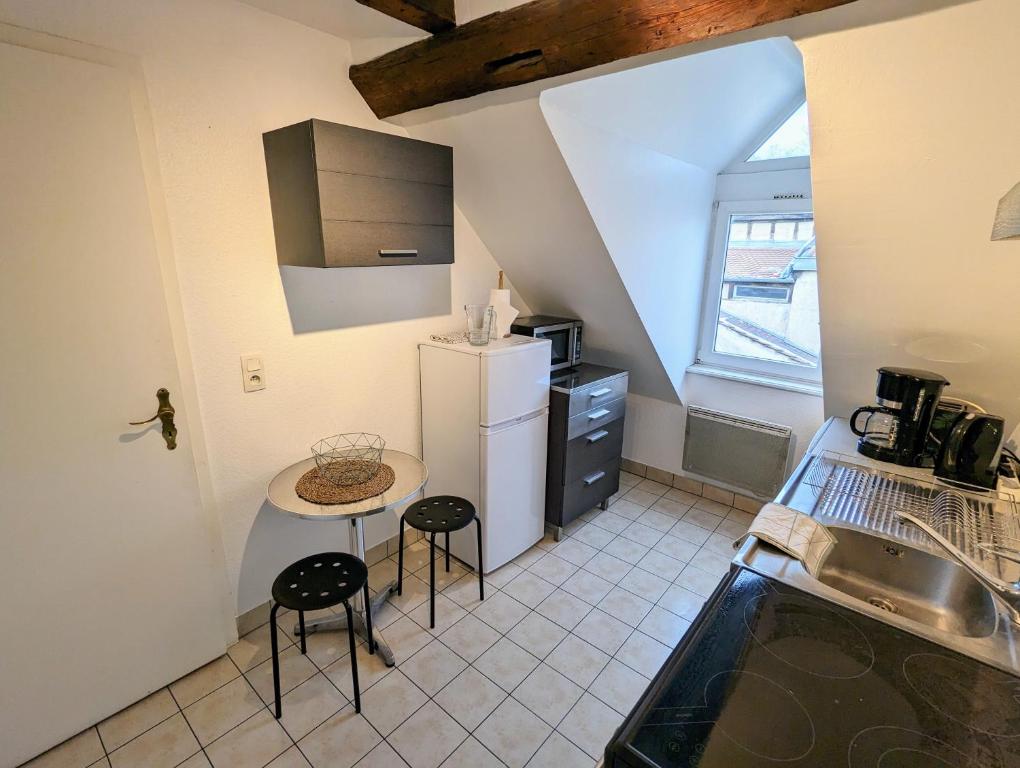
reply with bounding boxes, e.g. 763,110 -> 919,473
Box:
264,119 -> 454,267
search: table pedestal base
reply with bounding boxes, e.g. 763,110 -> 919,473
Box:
294,579 -> 398,667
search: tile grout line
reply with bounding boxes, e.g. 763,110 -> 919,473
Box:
164,684 -> 212,768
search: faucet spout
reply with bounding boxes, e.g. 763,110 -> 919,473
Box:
897,510 -> 1020,626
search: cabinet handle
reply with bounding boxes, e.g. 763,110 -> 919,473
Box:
589,387 -> 613,398
379,249 -> 418,258
583,470 -> 606,486
586,429 -> 610,444
587,408 -> 611,420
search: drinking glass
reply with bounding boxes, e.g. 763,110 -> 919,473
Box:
465,304 -> 496,346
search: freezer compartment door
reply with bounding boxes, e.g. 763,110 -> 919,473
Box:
449,411 -> 548,572
480,340 -> 551,427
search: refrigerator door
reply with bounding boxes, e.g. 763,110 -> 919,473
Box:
480,339 -> 551,427
449,409 -> 548,572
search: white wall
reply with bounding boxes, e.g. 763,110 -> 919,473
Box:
624,379 -> 824,481
0,0 -> 526,617
799,0 -> 1020,432
540,103 -> 715,395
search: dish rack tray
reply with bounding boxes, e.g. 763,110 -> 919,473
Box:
802,452 -> 1020,583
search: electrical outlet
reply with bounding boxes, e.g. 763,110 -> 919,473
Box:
241,354 -> 266,392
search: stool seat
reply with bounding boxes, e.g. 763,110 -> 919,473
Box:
404,496 -> 477,534
272,552 -> 366,613
268,551 -> 372,718
399,495 -> 484,629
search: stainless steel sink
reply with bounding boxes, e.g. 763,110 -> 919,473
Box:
816,527 -> 998,638
734,450 -> 1020,676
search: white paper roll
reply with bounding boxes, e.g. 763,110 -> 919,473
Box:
488,288 -> 519,338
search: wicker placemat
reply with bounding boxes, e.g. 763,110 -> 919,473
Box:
295,463 -> 396,505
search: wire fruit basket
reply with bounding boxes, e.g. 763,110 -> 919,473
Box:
311,433 -> 385,487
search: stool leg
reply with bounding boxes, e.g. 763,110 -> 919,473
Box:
445,531 -> 450,572
269,603 -> 282,719
363,582 -> 375,655
298,610 -> 307,655
429,532 -> 436,629
397,517 -> 405,596
475,516 -> 484,601
343,600 -> 361,713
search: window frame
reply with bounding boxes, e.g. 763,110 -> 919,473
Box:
696,198 -> 822,385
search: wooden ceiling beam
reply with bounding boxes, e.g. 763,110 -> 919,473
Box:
355,0 -> 456,34
351,0 -> 858,118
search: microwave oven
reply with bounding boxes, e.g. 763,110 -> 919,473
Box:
510,316 -> 582,371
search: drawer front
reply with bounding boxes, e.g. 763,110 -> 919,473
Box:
563,418 -> 625,484
318,171 -> 453,226
567,397 -> 625,441
568,374 -> 629,418
322,221 -> 453,266
561,457 -> 621,523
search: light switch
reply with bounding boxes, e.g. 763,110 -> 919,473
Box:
241,354 -> 266,392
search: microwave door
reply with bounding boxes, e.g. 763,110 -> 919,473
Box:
544,328 -> 572,369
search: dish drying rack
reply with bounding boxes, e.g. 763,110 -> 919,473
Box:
801,452 -> 1020,584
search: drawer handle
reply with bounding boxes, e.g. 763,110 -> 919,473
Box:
589,387 -> 613,398
378,249 -> 418,258
586,430 -> 610,444
583,470 -> 606,486
587,408 -> 611,420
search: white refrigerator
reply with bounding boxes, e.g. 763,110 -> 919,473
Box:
419,335 -> 551,572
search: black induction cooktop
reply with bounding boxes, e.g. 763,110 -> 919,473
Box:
606,569 -> 1020,768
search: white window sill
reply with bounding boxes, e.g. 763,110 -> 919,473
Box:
686,363 -> 823,398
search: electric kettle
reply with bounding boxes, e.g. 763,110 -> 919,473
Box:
934,412 -> 1005,489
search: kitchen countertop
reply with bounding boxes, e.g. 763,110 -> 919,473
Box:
550,362 -> 628,394
607,568 -> 1020,767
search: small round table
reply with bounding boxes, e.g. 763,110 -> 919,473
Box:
266,449 -> 428,666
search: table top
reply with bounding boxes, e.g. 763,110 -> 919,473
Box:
267,449 -> 428,521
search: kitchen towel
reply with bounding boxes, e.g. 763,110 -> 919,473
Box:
734,503 -> 836,577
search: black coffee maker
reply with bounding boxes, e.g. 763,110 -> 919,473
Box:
850,367 -> 949,466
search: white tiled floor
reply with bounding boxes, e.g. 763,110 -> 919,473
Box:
24,471 -> 752,768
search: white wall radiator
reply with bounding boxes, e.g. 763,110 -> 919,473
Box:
682,405 -> 792,499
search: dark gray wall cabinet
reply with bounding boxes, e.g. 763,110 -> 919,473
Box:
263,119 -> 454,267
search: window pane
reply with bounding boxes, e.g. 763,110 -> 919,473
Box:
728,220 -> 748,241
732,284 -> 791,302
748,102 -> 811,162
715,213 -> 819,368
773,221 -> 796,241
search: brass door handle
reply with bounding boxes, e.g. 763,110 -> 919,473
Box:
130,388 -> 178,450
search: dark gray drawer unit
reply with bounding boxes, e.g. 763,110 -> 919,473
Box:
546,364 -> 629,534
263,119 -> 453,268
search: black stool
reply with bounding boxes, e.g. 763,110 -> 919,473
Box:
398,496 -> 484,628
269,552 -> 374,716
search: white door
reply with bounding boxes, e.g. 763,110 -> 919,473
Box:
0,40 -> 228,767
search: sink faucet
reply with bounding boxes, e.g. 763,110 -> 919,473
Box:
897,510 -> 1020,626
